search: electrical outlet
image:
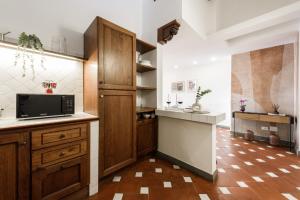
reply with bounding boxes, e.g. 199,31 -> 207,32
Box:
261,126 -> 269,131
270,126 -> 278,132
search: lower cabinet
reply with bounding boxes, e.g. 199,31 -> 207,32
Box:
137,118 -> 157,157
32,156 -> 88,200
0,132 -> 30,200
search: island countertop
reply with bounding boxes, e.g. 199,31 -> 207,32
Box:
0,112 -> 98,131
155,109 -> 225,125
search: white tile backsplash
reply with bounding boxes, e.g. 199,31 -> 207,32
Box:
0,46 -> 83,118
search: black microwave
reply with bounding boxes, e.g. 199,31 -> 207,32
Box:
16,94 -> 75,119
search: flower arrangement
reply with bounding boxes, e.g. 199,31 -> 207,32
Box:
42,81 -> 57,94
196,86 -> 212,99
272,104 -> 280,114
240,99 -> 247,112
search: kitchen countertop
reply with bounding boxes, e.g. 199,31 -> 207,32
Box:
155,109 -> 225,125
0,112 -> 99,131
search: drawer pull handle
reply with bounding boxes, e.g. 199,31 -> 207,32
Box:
59,152 -> 65,157
59,134 -> 66,139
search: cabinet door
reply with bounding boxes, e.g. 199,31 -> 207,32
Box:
99,18 -> 136,90
99,90 -> 136,177
0,132 -> 30,200
137,119 -> 157,157
32,156 -> 88,200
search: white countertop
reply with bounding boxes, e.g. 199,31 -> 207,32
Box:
0,112 -> 98,131
155,109 -> 225,124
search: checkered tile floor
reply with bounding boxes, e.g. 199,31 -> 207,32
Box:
90,128 -> 300,200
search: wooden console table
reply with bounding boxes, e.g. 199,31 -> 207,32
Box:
232,111 -> 294,151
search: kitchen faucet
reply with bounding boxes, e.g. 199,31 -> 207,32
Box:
0,32 -> 11,41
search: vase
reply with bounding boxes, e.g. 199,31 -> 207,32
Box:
240,106 -> 246,112
192,98 -> 202,112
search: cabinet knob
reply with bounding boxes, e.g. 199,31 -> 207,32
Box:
100,95 -> 104,98
59,134 -> 66,139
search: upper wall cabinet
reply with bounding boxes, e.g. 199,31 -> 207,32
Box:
84,17 -> 136,91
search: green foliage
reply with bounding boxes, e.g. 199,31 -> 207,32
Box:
17,32 -> 43,50
196,86 -> 212,98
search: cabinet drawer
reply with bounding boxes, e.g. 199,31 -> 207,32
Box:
235,113 -> 260,121
32,156 -> 88,200
259,115 -> 290,124
32,123 -> 88,150
32,141 -> 87,170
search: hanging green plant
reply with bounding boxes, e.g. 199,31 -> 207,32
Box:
14,32 -> 45,80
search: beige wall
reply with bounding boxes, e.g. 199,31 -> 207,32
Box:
231,44 -> 295,141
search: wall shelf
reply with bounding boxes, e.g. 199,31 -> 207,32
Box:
0,40 -> 86,62
136,63 -> 156,73
137,86 -> 156,91
136,39 -> 156,54
136,107 -> 156,113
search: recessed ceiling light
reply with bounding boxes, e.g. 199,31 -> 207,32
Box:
193,60 -> 198,65
174,65 -> 179,69
210,57 -> 217,62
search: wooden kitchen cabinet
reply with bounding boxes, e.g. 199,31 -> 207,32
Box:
32,156 -> 88,200
99,90 -> 136,177
137,118 -> 158,157
0,132 -> 30,200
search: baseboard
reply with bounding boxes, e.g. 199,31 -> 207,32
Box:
156,151 -> 217,182
234,132 -> 294,148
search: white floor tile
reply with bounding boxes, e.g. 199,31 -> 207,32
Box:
231,165 -> 240,169
234,144 -> 240,146
228,153 -> 235,157
216,147 -> 220,150
183,176 -> 193,183
267,145 -> 273,148
252,141 -> 257,143
238,151 -> 246,154
243,142 -> 249,145
163,181 -> 172,188
135,172 -> 143,177
286,151 -> 294,155
267,156 -> 276,160
277,154 -> 285,157
244,161 -> 254,166
279,168 -> 291,173
113,176 -> 121,182
282,193 -> 298,200
155,168 -> 162,173
249,149 -> 256,152
199,194 -> 211,200
149,158 -> 156,163
258,147 -> 265,150
218,168 -> 226,173
252,176 -> 264,182
140,187 -> 149,194
296,187 -> 300,191
266,172 -> 278,178
256,159 -> 266,163
219,187 -> 231,194
290,165 -> 300,169
217,156 -> 222,160
173,165 -> 180,169
236,181 -> 248,188
113,193 -> 123,200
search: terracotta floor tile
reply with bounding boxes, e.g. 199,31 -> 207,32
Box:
90,128 -> 300,200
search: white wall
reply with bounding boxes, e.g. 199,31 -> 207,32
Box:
141,0 -> 182,44
182,0 -> 216,38
162,60 -> 231,127
216,0 -> 300,30
0,0 -> 142,57
0,46 -> 83,118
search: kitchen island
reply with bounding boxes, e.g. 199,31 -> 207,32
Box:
155,109 -> 225,181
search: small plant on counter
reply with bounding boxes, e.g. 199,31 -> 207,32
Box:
272,104 -> 280,114
14,32 -> 46,80
192,86 -> 212,112
42,80 -> 57,94
240,99 -> 247,112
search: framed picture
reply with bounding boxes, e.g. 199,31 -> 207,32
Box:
187,80 -> 197,92
176,81 -> 185,92
171,81 -> 185,92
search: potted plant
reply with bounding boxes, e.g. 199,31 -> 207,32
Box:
192,86 -> 211,112
240,99 -> 247,112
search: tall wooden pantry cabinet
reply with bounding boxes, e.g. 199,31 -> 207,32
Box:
84,17 -> 136,178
